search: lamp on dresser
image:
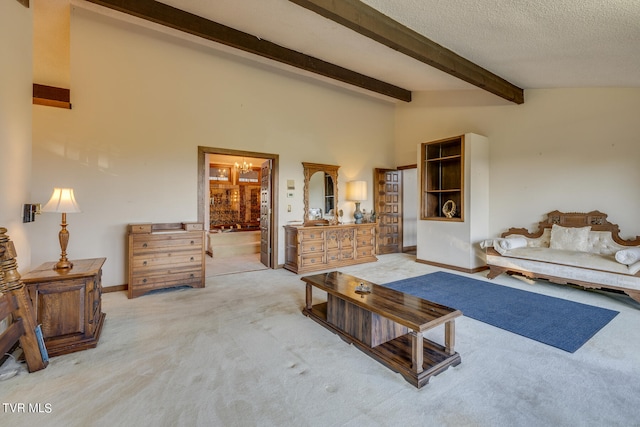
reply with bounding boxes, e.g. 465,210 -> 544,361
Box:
41,187 -> 81,270
346,180 -> 367,224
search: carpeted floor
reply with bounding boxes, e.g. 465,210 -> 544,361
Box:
205,252 -> 268,277
1,253 -> 639,426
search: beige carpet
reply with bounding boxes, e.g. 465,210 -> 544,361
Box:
1,253 -> 639,426
205,252 -> 268,277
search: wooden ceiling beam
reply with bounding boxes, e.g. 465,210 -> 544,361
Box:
289,0 -> 524,104
84,0 -> 412,102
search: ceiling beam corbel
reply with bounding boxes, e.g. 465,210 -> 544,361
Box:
288,0 -> 524,104
84,0 -> 412,102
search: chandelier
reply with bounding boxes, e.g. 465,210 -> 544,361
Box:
235,158 -> 252,173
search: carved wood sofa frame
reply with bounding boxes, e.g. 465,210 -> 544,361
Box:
486,210 -> 640,303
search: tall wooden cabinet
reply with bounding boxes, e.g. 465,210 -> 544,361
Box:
284,223 -> 377,274
418,133 -> 489,272
128,222 -> 205,298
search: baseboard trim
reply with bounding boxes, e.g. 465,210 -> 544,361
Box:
416,258 -> 488,274
103,284 -> 127,293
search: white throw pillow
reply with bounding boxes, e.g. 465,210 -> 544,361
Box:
615,247 -> 640,265
549,224 -> 591,252
499,237 -> 528,250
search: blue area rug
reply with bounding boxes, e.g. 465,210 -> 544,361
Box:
382,271 -> 619,353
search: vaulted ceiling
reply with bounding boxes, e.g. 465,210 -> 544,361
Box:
67,1 -> 640,103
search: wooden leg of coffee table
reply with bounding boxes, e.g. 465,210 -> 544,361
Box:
444,320 -> 455,355
305,283 -> 312,311
411,331 -> 424,374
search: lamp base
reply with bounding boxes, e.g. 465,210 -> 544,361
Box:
353,202 -> 364,224
54,212 -> 73,271
54,260 -> 73,270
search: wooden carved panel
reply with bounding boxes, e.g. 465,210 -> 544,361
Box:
502,210 -> 640,246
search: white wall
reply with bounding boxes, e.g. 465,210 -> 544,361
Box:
396,89 -> 640,243
0,0 -> 33,271
30,6 -> 395,287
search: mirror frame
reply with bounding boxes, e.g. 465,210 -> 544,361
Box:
302,162 -> 339,225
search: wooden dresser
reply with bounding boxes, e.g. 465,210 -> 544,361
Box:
21,258 -> 106,357
284,223 -> 377,274
127,222 -> 205,298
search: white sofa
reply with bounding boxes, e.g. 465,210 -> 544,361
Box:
482,211 -> 640,303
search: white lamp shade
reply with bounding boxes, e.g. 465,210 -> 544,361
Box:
42,188 -> 82,213
346,181 -> 367,201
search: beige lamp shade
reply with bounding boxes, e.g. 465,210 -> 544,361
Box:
346,181 -> 367,201
42,188 -> 82,213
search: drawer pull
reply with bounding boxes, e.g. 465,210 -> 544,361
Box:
142,243 -> 148,248
190,240 -> 195,245
143,261 -> 148,266
310,246 -> 315,251
190,257 -> 195,261
189,273 -> 194,278
142,278 -> 147,283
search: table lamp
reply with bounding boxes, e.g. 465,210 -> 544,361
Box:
346,181 -> 367,224
42,188 -> 81,270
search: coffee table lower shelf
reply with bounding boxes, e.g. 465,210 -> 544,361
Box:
304,302 -> 461,389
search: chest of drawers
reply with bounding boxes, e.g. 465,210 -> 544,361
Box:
284,223 -> 377,274
128,222 -> 205,298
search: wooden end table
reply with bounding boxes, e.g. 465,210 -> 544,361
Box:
20,258 -> 106,357
301,271 -> 462,388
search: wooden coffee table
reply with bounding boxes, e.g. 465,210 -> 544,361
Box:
301,271 -> 462,388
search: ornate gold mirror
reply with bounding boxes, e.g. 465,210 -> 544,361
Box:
302,162 -> 339,225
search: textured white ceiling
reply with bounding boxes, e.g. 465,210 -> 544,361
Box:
361,0 -> 640,88
124,1 -> 640,95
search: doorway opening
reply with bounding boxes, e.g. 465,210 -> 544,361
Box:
399,165 -> 418,254
197,147 -> 279,276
